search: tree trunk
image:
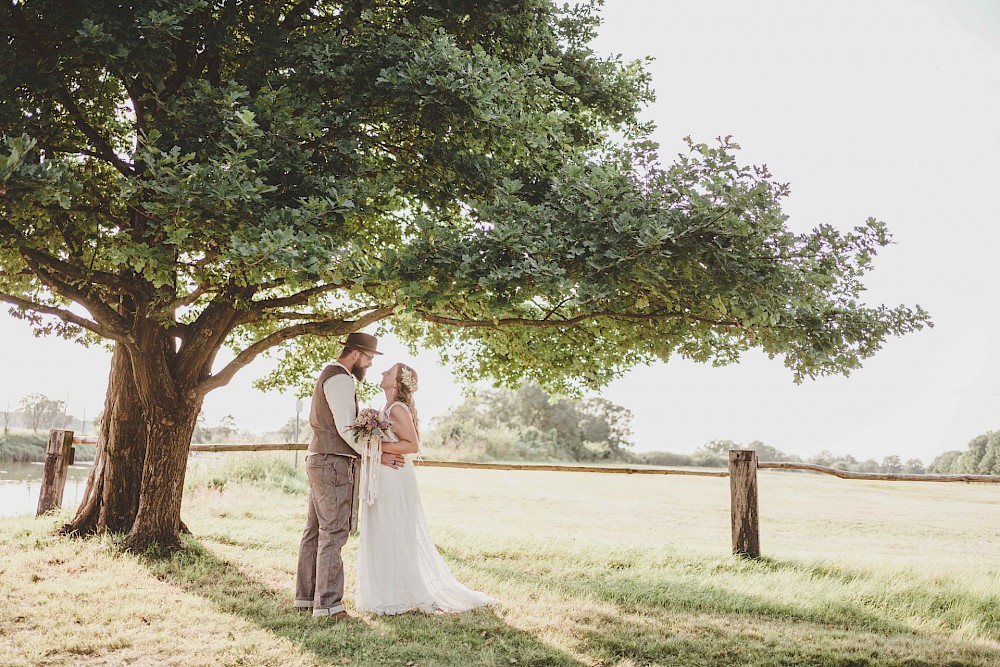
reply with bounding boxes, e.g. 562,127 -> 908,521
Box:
63,339 -> 205,549
62,343 -> 147,536
65,308 -> 228,551
122,402 -> 200,552
119,316 -> 205,553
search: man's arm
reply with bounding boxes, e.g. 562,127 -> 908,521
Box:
323,374 -> 361,454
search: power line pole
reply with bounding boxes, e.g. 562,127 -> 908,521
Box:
294,398 -> 302,469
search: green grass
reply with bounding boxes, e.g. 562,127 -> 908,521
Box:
0,431 -> 96,463
2,454 -> 999,666
0,432 -> 49,463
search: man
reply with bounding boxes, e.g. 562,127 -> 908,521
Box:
294,331 -> 404,619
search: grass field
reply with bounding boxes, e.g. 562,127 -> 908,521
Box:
2,454 -> 999,666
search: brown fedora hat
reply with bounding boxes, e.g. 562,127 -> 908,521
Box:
341,331 -> 382,355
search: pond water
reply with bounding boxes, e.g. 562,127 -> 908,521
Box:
0,461 -> 94,518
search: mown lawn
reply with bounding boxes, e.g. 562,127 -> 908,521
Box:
2,454 -> 999,666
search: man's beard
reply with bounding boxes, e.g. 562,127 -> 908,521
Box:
351,363 -> 367,382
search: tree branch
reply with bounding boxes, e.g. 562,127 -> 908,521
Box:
37,203 -> 108,214
26,246 -> 137,295
248,281 -> 354,314
0,290 -> 125,341
23,259 -> 130,335
174,297 -> 243,382
280,0 -> 322,30
36,142 -> 111,163
414,307 -> 731,328
6,1 -> 134,178
0,269 -> 32,279
163,285 -> 209,314
243,304 -> 387,324
53,87 -> 134,178
540,296 -> 572,321
121,77 -> 150,139
0,217 -> 143,297
199,305 -> 396,393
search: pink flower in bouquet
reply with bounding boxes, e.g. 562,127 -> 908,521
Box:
351,408 -> 391,442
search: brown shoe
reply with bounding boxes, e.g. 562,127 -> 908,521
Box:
329,611 -> 352,621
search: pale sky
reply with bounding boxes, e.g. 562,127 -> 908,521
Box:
2,0 -> 998,464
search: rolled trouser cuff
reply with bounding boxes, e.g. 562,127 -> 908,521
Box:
312,604 -> 346,616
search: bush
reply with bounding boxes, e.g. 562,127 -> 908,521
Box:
639,451 -> 694,467
421,421 -> 564,463
186,454 -> 308,495
0,433 -> 48,462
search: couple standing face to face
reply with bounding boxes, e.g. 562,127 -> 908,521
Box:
343,346 -> 402,393
294,330 -> 391,619
341,335 -> 406,396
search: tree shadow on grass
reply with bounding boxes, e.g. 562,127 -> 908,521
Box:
141,537 -> 584,667
458,547 -> 1000,667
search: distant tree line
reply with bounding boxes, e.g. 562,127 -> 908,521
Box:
637,440 -> 926,474
2,393 -> 79,434
15,386 -> 990,477
423,385 -> 929,473
927,430 -> 1000,475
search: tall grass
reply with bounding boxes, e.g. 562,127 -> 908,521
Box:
0,432 -> 48,463
186,452 -> 309,495
0,432 -> 95,463
2,457 -> 999,666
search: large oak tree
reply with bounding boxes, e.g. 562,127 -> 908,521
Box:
0,0 -> 929,550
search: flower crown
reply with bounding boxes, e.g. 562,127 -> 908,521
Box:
398,365 -> 417,392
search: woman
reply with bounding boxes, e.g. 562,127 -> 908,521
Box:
354,363 -> 497,615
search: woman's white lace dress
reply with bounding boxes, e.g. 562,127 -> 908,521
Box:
355,401 -> 497,615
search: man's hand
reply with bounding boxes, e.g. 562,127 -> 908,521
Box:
380,452 -> 404,469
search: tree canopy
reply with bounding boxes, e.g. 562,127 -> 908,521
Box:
0,1 -> 932,548
2,0 -> 929,396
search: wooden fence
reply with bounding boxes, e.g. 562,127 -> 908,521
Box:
40,431 -> 1000,558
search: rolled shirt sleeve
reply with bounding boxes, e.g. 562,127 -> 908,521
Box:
323,372 -> 361,454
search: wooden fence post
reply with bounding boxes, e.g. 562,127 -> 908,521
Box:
729,449 -> 760,558
37,429 -> 74,515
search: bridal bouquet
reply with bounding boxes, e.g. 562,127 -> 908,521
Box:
351,408 -> 393,445
351,408 -> 393,505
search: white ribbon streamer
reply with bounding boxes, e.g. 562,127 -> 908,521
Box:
359,428 -> 383,506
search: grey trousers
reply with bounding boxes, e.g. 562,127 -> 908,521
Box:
295,454 -> 356,613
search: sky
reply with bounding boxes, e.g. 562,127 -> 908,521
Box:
2,0 -> 999,464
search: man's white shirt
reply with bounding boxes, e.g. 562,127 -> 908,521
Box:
323,361 -> 362,454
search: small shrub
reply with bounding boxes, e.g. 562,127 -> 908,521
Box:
187,454 -> 308,495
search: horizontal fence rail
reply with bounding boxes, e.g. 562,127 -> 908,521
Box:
70,436 -> 1000,484
412,460 -> 730,477
61,433 -> 1000,559
183,442 -> 728,476
188,442 -> 307,453
758,461 -> 1000,483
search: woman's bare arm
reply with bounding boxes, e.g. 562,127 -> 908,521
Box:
381,404 -> 419,455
